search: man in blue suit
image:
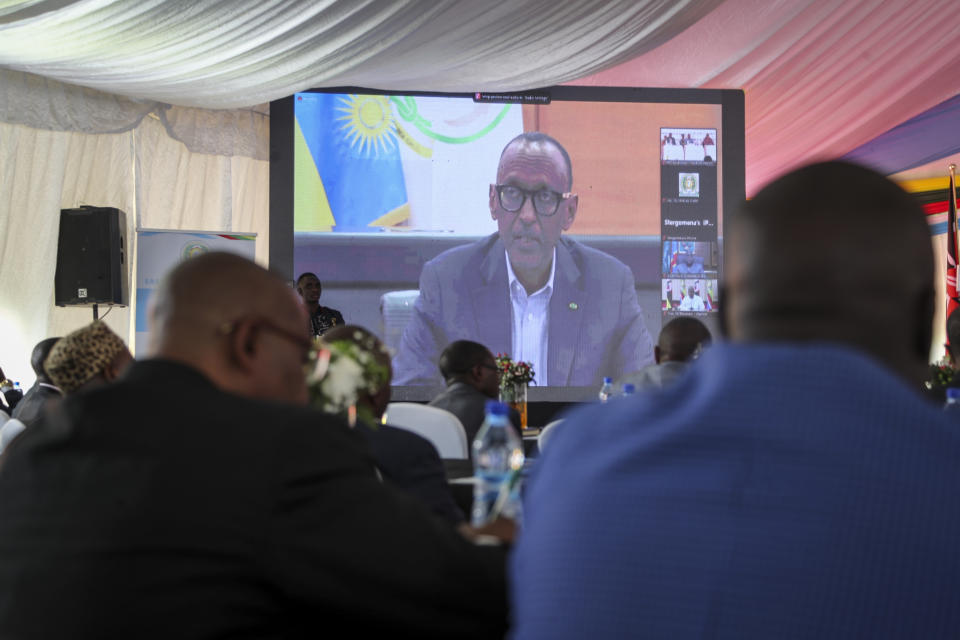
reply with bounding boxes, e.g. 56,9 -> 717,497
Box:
393,132 -> 654,387
512,161 -> 960,638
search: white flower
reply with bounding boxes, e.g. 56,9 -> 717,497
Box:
319,356 -> 366,413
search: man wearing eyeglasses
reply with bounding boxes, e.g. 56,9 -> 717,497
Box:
0,252 -> 508,639
394,132 -> 654,387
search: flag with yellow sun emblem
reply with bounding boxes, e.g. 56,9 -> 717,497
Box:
295,93 -> 409,232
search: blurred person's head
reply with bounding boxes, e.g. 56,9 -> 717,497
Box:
149,252 -> 312,406
655,317 -> 712,364
30,337 -> 60,384
723,161 -> 934,386
44,322 -> 132,394
318,325 -> 392,422
296,272 -> 321,305
438,340 -> 500,399
490,132 -> 577,295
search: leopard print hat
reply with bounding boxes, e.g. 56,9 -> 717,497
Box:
44,321 -> 127,393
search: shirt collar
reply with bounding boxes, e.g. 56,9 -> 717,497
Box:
505,248 -> 557,298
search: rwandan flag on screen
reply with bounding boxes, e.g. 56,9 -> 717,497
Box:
294,93 -> 408,232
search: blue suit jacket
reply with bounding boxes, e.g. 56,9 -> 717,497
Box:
512,343 -> 960,639
393,234 -> 654,387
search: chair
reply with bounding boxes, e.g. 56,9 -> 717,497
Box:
537,419 -> 564,453
0,418 -> 26,454
384,402 -> 469,459
379,290 -> 420,353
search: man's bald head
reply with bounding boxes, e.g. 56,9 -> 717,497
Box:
723,161 -> 934,385
656,317 -> 712,364
149,252 -> 310,405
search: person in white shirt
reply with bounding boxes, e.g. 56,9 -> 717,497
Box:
679,285 -> 705,311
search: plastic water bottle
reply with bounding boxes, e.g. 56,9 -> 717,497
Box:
946,388 -> 960,413
622,383 -> 636,397
599,377 -> 615,403
472,400 -> 525,526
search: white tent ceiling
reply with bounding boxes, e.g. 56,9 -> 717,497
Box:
2,0 -> 959,383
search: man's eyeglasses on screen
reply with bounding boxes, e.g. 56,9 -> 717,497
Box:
494,185 -> 572,217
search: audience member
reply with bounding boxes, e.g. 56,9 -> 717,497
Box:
511,161 -> 960,638
0,366 -> 22,415
0,252 -> 507,639
317,325 -> 466,526
429,340 -> 522,448
617,317 -> 711,391
43,321 -> 132,395
11,337 -> 62,426
296,271 -> 344,337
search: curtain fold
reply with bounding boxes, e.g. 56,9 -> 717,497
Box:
0,0 -> 722,109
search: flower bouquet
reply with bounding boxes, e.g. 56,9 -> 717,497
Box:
926,357 -> 958,403
495,353 -> 534,428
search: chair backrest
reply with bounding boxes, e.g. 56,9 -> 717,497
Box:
384,402 -> 469,459
537,419 -> 564,453
0,418 -> 26,454
380,290 -> 421,353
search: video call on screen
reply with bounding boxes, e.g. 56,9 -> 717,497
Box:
291,91 -> 725,387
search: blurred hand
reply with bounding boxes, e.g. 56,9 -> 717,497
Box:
457,517 -> 517,546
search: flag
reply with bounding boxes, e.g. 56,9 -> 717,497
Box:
704,281 -> 715,311
663,280 -> 672,310
295,93 -> 408,232
947,166 -> 959,358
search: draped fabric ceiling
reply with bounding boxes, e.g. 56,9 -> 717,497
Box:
1,0 -> 959,380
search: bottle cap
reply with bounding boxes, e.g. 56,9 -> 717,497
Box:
948,387 -> 960,400
603,377 -> 613,384
622,383 -> 635,395
485,400 -> 509,417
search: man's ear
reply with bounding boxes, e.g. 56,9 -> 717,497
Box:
654,345 -> 662,365
103,352 -> 132,382
561,194 -> 578,231
469,363 -> 484,383
228,321 -> 259,373
489,184 -> 498,220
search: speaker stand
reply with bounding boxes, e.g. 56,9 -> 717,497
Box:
93,303 -> 99,321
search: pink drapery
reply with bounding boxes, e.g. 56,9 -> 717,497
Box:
574,0 -> 960,195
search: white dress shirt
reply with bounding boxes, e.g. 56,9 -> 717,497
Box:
505,249 -> 556,387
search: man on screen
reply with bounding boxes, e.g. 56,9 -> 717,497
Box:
393,132 -> 654,386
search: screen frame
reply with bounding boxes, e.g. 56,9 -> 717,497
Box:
269,85 -> 744,402
270,85 -> 744,281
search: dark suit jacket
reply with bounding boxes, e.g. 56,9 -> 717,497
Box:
0,360 -> 507,639
513,343 -> 960,638
11,381 -> 61,426
357,422 -> 464,524
393,234 -> 654,387
429,382 -> 522,448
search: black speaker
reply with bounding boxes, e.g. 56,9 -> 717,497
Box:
54,207 -> 128,306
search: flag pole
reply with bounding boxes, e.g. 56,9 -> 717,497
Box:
951,164 -> 958,282
947,164 -> 959,360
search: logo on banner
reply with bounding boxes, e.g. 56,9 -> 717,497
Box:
181,242 -> 209,261
679,173 -> 700,197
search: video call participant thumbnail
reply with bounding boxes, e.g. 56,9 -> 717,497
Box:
393,132 -> 655,387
